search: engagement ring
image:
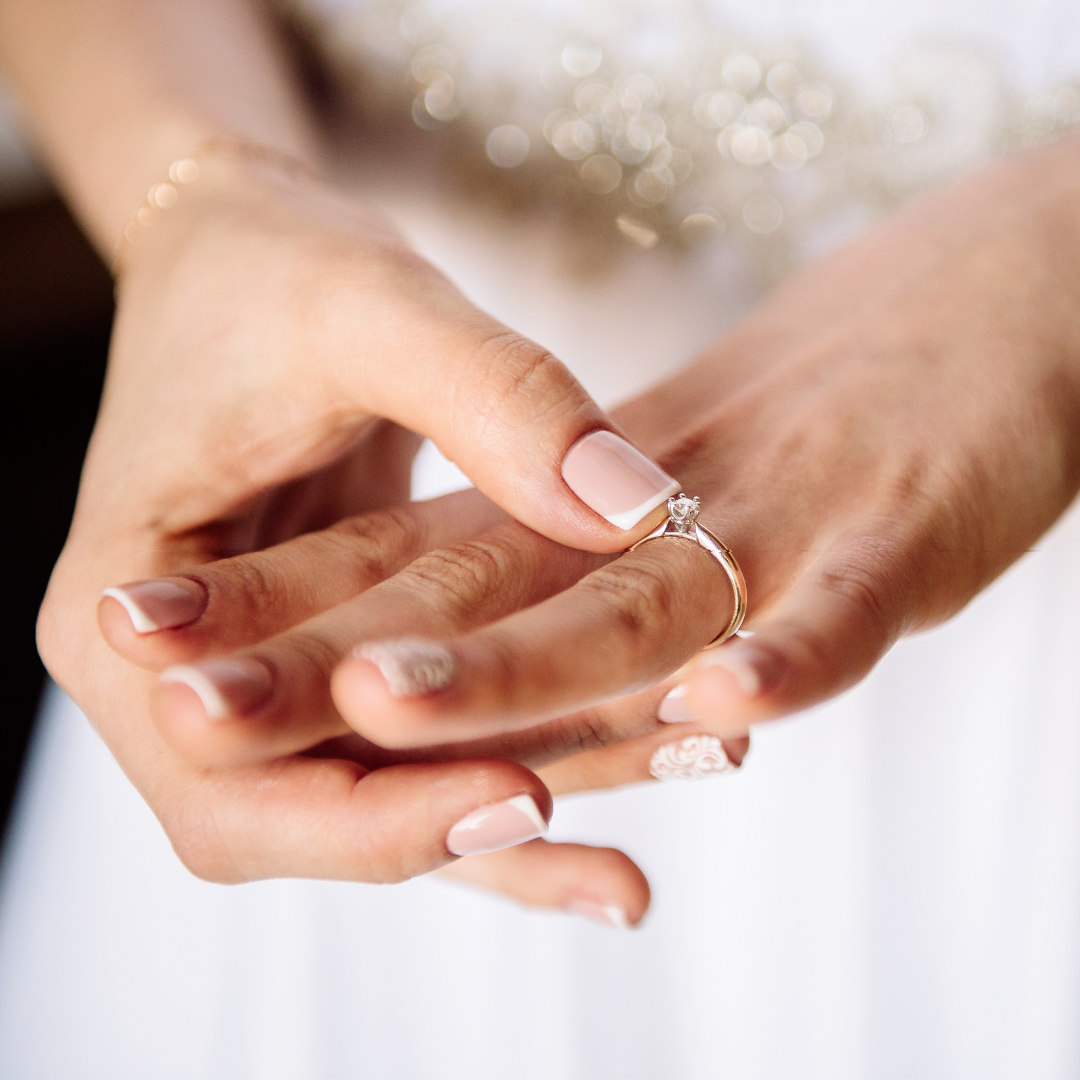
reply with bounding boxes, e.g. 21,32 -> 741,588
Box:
628,494 -> 747,645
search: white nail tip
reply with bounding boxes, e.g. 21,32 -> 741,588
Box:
602,905 -> 631,930
697,648 -> 762,696
101,586 -> 159,633
603,479 -> 681,530
649,735 -> 734,781
356,638 -> 456,697
567,899 -> 632,929
506,793 -> 548,835
657,683 -> 694,723
158,665 -> 230,720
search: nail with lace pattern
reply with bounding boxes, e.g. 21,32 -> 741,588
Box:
649,735 -> 735,781
355,638 -> 456,697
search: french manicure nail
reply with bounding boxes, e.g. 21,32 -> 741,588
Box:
696,641 -> 778,698
158,658 -> 272,721
649,735 -> 735,781
657,683 -> 694,722
102,577 -> 207,633
446,793 -> 548,856
356,638 -> 456,697
566,899 -> 632,930
561,430 -> 679,531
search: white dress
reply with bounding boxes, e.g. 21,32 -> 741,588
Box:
3,2 -> 1080,1077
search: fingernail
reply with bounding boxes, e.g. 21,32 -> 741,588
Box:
696,641 -> 778,698
102,577 -> 207,633
446,793 -> 548,856
356,638 -> 456,697
158,658 -> 273,720
649,735 -> 735,781
657,683 -> 694,722
566,899 -> 632,930
561,430 -> 679,531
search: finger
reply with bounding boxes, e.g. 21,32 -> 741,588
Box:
150,524 -> 606,767
99,488 -> 506,669
436,838 -> 650,930
683,538 -> 908,737
344,289 -> 680,551
162,754 -> 553,883
350,678 -> 747,796
333,536 -> 735,748
538,721 -> 751,793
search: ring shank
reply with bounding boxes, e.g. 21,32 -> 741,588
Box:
628,521 -> 747,645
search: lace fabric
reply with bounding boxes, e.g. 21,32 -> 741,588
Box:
283,0 -> 1080,269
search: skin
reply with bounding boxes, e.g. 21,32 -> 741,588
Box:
102,132 -> 1080,914
7,1 -> 1080,916
0,0 -> 666,919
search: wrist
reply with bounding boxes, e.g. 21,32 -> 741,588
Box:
112,136 -> 321,276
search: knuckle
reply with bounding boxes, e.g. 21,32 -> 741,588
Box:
473,331 -> 588,427
398,536 -> 517,623
582,557 -> 682,643
817,541 -> 902,638
278,628 -> 342,679
329,505 -> 426,584
543,710 -> 620,759
215,556 -> 278,616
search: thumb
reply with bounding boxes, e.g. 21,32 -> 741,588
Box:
351,303 -> 679,552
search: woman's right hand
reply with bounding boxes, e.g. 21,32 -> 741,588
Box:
86,144 -> 676,560
37,145 -> 685,924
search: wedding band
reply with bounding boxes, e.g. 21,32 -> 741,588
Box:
628,494 -> 747,645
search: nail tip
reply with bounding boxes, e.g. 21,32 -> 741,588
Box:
100,586 -> 160,634
697,645 -> 765,697
560,430 -> 680,531
506,793 -> 548,835
445,794 -> 548,856
158,664 -> 230,720
602,479 -> 681,531
101,578 -> 206,634
566,899 -> 633,930
657,683 -> 694,723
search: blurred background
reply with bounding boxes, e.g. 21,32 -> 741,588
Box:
0,99 -> 112,851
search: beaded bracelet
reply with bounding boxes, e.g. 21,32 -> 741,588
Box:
112,135 -> 319,274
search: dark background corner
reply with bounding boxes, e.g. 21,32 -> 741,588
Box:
0,194 -> 113,845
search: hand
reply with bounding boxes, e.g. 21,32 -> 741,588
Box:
91,132 -> 1080,917
37,146 -> 685,920
97,486 -> 748,924
267,135 -> 1080,758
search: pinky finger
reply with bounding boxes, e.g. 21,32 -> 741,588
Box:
436,838 -> 650,930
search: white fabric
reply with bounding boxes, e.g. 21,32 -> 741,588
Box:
3,2 -> 1080,1077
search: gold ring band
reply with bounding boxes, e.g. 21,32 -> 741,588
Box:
628,494 -> 747,646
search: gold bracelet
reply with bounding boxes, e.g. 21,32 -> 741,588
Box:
112,136 -> 319,275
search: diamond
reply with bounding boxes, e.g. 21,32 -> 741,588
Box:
667,493 -> 700,532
